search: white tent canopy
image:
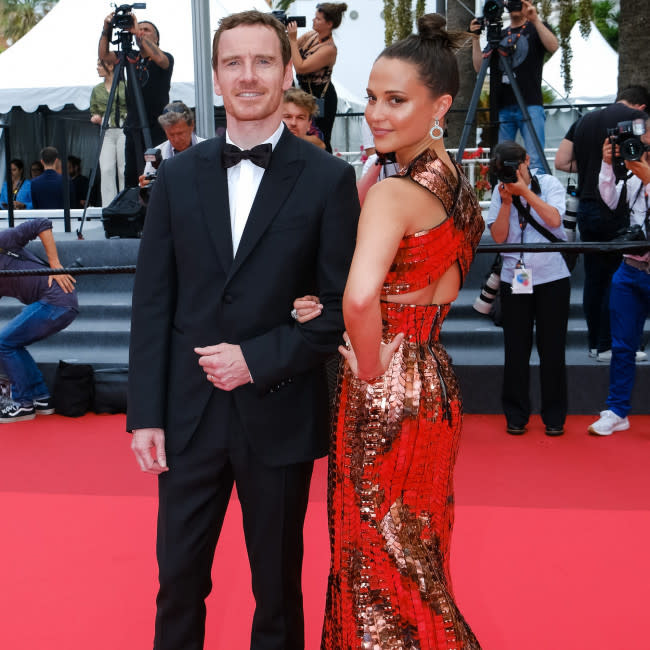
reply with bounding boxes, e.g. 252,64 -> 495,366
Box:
0,0 -> 363,114
543,20 -> 618,106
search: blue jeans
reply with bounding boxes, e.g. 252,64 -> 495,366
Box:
498,104 -> 547,173
0,301 -> 77,405
607,261 -> 650,417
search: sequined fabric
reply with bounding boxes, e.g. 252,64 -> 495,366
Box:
322,149 -> 484,649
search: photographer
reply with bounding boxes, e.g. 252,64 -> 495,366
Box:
588,128 -> 650,436
99,9 -> 173,188
139,101 -> 205,187
555,86 -> 649,361
470,0 -> 558,173
486,141 -> 570,436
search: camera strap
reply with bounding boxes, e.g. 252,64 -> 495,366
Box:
512,195 -> 563,244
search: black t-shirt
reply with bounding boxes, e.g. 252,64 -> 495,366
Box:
497,20 -> 550,108
124,51 -> 174,128
568,103 -> 648,200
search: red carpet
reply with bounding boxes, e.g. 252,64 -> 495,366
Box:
0,413 -> 649,649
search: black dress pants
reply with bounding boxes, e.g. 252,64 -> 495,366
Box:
500,276 -> 570,428
154,392 -> 313,650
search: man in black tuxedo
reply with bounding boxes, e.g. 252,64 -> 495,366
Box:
127,10 -> 359,650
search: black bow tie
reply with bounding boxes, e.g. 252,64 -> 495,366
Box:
222,143 -> 272,169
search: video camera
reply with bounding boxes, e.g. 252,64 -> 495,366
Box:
110,2 -> 146,31
270,10 -> 306,28
608,118 -> 649,181
139,147 -> 162,205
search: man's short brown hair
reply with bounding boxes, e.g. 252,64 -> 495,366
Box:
283,88 -> 319,118
212,10 -> 291,70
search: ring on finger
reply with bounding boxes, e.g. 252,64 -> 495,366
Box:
291,308 -> 298,320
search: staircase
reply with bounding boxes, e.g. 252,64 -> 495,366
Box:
6,234 -> 649,416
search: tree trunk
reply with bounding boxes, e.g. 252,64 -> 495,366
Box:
618,0 -> 650,91
445,1 -> 479,150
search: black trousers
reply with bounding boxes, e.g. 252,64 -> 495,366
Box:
154,392 -> 313,650
500,277 -> 570,428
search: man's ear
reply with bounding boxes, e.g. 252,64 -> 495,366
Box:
213,68 -> 222,97
282,62 -> 293,91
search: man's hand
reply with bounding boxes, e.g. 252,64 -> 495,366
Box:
498,180 -> 514,205
48,272 -> 76,293
195,343 -> 252,391
131,428 -> 169,474
90,114 -> 103,125
522,0 -> 539,22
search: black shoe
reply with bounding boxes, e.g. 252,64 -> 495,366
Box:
33,397 -> 55,415
506,423 -> 527,435
545,426 -> 565,436
0,402 -> 35,423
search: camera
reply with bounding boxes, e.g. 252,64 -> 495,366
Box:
564,182 -> 578,242
110,3 -> 146,30
139,147 -> 162,205
474,255 -> 503,316
608,118 -> 649,181
270,10 -> 306,28
496,159 -> 521,184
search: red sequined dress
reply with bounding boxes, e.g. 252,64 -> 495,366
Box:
322,149 -> 485,649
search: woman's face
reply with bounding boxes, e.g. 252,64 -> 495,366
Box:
312,11 -> 332,34
10,164 -> 21,181
365,56 -> 446,162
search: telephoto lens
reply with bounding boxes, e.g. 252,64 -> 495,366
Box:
473,271 -> 501,314
564,183 -> 578,242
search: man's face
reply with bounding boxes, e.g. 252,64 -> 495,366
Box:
213,24 -> 292,126
137,21 -> 158,45
282,102 -> 312,138
165,121 -> 194,153
31,164 -> 42,178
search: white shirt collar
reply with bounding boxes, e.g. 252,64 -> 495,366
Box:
225,122 -> 284,153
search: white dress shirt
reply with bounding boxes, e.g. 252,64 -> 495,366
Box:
143,132 -> 205,176
226,123 -> 284,253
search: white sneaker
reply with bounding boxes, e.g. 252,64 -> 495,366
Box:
588,410 -> 630,436
597,350 -> 647,363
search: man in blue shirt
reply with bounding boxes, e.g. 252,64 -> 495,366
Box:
30,147 -> 76,210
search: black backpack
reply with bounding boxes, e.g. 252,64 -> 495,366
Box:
102,187 -> 146,239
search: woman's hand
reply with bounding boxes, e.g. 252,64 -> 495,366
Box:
287,21 -> 299,42
338,331 -> 405,382
49,272 -> 76,294
504,169 -> 530,197
292,295 -> 322,323
90,114 -> 103,125
497,181 -> 514,205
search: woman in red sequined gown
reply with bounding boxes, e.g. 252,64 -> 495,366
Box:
296,14 -> 485,649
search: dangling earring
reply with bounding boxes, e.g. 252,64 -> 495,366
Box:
429,118 -> 444,140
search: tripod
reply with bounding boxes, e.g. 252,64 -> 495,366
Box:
457,21 -> 551,176
77,26 -> 153,239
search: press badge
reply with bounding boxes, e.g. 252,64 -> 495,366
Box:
512,265 -> 533,294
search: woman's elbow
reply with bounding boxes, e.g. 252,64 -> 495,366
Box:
343,290 -> 377,320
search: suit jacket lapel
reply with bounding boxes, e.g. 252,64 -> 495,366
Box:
195,138 -> 233,273
228,129 -> 304,282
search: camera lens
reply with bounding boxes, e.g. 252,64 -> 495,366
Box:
621,137 -> 645,161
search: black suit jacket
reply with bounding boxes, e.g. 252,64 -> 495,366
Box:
127,128 -> 359,465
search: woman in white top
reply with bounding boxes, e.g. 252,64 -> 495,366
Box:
486,140 -> 570,436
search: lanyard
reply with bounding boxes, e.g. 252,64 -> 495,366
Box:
516,199 -> 531,266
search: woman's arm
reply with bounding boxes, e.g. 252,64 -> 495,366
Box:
287,24 -> 336,75
489,185 -> 513,244
342,180 -> 413,379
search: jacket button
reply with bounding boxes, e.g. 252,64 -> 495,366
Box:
223,294 -> 233,304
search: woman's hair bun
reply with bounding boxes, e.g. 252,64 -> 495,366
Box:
417,13 -> 447,40
417,13 -> 467,51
